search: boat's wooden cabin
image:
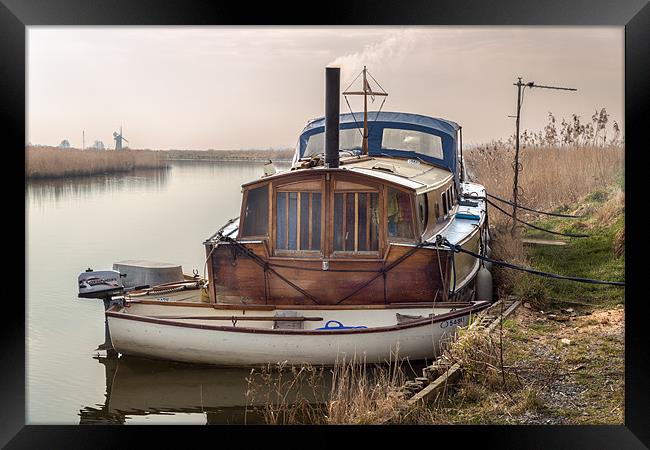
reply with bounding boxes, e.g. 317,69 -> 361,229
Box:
205,112 -> 481,307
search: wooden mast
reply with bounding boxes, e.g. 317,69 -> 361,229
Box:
342,66 -> 388,155
363,66 -> 368,154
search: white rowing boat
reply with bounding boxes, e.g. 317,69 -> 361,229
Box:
106,298 -> 489,366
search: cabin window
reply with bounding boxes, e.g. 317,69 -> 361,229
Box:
387,188 -> 415,240
276,191 -> 322,251
241,184 -> 269,237
448,187 -> 454,210
442,191 -> 448,216
303,128 -> 364,157
333,192 -> 380,252
381,129 -> 444,159
416,194 -> 428,232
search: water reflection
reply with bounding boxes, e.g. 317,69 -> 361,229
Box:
78,352 -> 427,425
26,168 -> 171,210
78,355 -> 330,425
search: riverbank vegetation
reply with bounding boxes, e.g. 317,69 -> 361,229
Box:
25,146 -> 295,179
403,185 -> 624,425
25,146 -> 168,179
164,148 -> 294,162
243,125 -> 625,424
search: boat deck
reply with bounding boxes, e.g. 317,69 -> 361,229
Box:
436,181 -> 486,245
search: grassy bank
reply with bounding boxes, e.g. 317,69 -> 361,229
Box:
403,186 -> 625,425
515,185 -> 625,309
401,303 -> 624,424
25,146 -> 168,179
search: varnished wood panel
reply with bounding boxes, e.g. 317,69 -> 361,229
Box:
277,179 -> 323,191
209,241 -> 450,306
334,180 -> 378,191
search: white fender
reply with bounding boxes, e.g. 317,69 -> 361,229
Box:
476,266 -> 493,302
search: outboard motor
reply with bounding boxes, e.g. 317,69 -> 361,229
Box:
78,268 -> 125,299
78,268 -> 126,357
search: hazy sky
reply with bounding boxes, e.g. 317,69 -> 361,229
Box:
27,26 -> 623,150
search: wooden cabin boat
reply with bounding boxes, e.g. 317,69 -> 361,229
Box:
89,67 -> 493,367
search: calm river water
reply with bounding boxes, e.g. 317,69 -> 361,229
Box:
26,161 -> 291,424
26,160 -> 423,425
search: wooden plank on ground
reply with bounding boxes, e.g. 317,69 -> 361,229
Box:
522,238 -> 568,247
407,363 -> 462,406
407,299 -> 522,406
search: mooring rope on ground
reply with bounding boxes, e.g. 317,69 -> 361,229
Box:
485,192 -> 585,218
436,237 -> 624,287
485,198 -> 590,238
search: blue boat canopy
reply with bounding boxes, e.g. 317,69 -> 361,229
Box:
295,111 -> 460,174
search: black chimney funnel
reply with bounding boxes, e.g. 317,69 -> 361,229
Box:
325,67 -> 340,168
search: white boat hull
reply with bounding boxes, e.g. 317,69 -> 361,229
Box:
107,302 -> 489,366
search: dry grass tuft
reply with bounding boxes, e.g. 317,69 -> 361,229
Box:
592,187 -> 625,227
439,322 -> 504,390
612,227 -> 625,258
326,354 -> 408,424
488,225 -> 527,293
25,146 -> 167,179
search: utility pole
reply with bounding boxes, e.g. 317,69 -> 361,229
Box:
511,78 -> 523,237
459,126 -> 464,181
510,78 -> 576,237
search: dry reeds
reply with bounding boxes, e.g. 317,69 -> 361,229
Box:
244,354 -> 410,425
326,353 -> 408,424
25,146 -> 167,179
244,362 -> 327,425
465,144 -> 624,226
165,148 -> 294,162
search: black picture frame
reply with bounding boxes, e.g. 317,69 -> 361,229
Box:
4,0 -> 648,447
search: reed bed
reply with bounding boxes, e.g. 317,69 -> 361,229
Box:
25,146 -> 167,179
464,144 -> 624,226
165,148 -> 294,161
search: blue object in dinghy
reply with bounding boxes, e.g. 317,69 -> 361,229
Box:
316,320 -> 368,330
455,212 -> 481,220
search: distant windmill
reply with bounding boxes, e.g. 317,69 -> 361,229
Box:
113,126 -> 128,150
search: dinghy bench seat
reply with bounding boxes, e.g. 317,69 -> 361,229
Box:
273,310 -> 304,330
